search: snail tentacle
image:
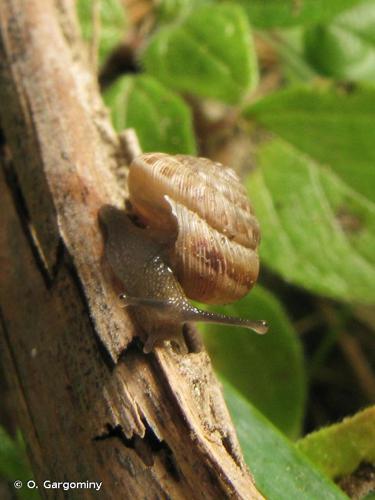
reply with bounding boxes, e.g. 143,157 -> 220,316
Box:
182,306 -> 269,335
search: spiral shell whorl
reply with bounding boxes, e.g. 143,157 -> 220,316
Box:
128,153 -> 260,304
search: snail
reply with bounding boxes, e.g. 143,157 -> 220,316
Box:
99,153 -> 268,353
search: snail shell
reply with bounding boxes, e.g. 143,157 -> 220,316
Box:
128,153 -> 260,304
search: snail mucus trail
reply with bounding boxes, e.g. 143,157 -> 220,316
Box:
99,153 -> 268,353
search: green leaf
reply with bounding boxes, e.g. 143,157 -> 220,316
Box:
223,381 -> 348,499
0,427 -> 40,500
297,406 -> 375,478
246,140 -> 375,304
245,84 -> 375,202
304,0 -> 375,82
0,428 -> 25,480
233,0 -> 362,28
104,75 -> 196,154
200,285 -> 305,438
156,0 -> 210,23
77,0 -> 126,65
142,3 -> 258,104
260,29 -> 317,84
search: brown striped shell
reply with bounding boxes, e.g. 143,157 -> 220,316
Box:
128,153 -> 260,305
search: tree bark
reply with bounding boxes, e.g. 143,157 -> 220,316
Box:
0,1 -> 262,498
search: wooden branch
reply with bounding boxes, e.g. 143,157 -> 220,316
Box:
0,1 -> 262,498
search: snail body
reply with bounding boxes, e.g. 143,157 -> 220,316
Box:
99,153 -> 268,353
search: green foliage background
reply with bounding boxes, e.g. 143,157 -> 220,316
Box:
3,1 -> 374,499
